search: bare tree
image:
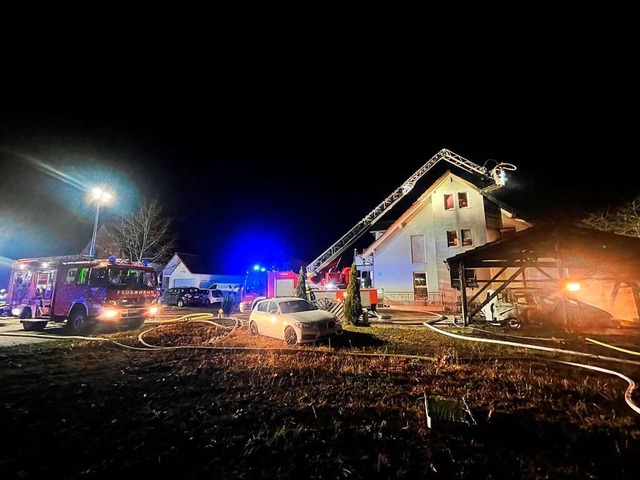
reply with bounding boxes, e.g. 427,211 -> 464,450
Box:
108,200 -> 177,264
580,195 -> 640,238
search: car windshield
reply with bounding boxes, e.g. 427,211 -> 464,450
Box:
279,299 -> 316,314
91,267 -> 157,289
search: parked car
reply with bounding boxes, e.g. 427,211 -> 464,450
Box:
161,287 -> 203,307
248,297 -> 343,345
200,288 -> 225,306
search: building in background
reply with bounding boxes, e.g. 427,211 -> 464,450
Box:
162,252 -> 243,297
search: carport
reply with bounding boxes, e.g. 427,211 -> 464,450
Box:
445,223 -> 640,326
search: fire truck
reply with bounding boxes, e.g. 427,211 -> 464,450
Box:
238,266 -> 379,313
5,255 -> 160,334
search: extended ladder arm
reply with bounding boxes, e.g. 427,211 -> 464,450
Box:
306,148 -> 514,276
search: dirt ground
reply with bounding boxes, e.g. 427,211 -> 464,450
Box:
1,308 -> 639,479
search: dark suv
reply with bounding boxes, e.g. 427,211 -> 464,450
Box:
161,287 -> 203,307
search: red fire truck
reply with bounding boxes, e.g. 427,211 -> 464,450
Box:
238,266 -> 378,313
5,255 -> 160,334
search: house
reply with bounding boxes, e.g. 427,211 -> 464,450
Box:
161,253 -> 244,295
357,169 -> 532,308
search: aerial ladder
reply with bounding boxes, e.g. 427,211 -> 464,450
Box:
306,148 -> 516,279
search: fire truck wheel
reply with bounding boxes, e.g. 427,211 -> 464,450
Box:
23,320 -> 47,332
249,320 -> 259,336
66,308 -> 89,335
284,326 -> 298,345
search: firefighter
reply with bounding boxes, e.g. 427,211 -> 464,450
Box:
305,282 -> 316,301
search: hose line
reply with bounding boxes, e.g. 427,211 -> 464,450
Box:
423,322 -> 640,416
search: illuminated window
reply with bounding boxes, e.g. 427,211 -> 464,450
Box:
458,192 -> 468,208
444,194 -> 454,211
411,234 -> 426,263
447,230 -> 459,247
461,229 -> 473,246
413,272 -> 428,299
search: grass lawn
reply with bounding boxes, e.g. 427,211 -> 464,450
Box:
1,316 -> 639,479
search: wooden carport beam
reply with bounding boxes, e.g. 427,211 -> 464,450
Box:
466,267 -> 526,320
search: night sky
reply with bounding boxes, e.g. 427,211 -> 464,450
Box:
2,6 -> 639,285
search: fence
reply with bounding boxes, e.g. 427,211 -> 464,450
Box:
382,291 -> 459,311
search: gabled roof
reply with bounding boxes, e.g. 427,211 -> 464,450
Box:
360,170 -> 523,257
445,222 -> 640,278
174,252 -> 220,274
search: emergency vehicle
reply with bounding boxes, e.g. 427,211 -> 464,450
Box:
6,255 -> 160,334
238,266 -> 378,313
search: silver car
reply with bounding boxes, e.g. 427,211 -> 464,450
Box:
200,288 -> 225,306
248,297 -> 343,345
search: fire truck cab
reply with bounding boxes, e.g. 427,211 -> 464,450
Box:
6,255 -> 160,334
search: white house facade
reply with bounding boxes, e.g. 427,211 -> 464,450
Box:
358,171 -> 532,307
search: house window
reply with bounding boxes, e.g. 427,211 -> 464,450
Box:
410,234 -> 426,263
413,272 -> 428,299
447,230 -> 459,247
499,227 -> 516,239
444,194 -> 454,211
451,268 -> 478,288
461,229 -> 473,246
458,192 -> 469,208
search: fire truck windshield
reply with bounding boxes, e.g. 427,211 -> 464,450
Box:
90,266 -> 157,289
243,270 -> 267,296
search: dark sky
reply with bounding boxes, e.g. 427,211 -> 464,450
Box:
2,6 -> 640,282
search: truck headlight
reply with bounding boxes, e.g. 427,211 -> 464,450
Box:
101,309 -> 119,319
149,306 -> 159,315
